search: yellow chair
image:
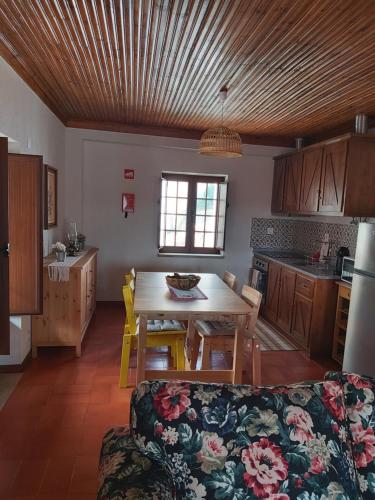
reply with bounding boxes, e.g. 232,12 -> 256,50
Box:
119,283 -> 187,388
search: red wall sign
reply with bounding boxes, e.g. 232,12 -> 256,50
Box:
122,193 -> 135,213
124,169 -> 134,180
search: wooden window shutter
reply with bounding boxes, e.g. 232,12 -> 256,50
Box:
215,182 -> 228,250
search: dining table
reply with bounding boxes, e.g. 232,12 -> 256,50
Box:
133,271 -> 251,385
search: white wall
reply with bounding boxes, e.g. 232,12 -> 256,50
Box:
65,128 -> 290,300
0,56 -> 65,365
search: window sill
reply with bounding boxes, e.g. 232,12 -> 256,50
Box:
157,251 -> 224,258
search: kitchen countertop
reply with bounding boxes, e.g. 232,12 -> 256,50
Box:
253,249 -> 340,280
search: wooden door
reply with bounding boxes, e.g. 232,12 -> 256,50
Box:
271,158 -> 286,213
8,154 -> 43,315
0,138 -> 9,354
291,293 -> 313,348
319,141 -> 348,213
283,154 -> 302,213
265,262 -> 281,323
299,148 -> 323,213
276,267 -> 296,333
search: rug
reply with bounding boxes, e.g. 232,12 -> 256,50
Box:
254,319 -> 299,351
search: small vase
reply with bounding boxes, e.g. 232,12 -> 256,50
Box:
56,250 -> 66,262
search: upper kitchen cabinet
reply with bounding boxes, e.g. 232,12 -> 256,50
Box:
271,157 -> 286,213
283,154 -> 302,213
319,140 -> 347,213
271,134 -> 375,217
299,148 -> 323,213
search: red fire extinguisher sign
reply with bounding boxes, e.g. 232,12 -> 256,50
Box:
122,193 -> 135,213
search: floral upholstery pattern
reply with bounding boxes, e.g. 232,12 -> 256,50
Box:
325,371 -> 375,499
98,377 -> 362,499
98,426 -> 174,499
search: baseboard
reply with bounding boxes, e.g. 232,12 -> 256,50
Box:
0,350 -> 31,373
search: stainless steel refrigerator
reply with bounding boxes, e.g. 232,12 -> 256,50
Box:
343,223 -> 375,377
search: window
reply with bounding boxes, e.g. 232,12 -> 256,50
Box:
159,173 -> 228,254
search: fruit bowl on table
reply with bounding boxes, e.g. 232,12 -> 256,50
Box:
166,273 -> 201,290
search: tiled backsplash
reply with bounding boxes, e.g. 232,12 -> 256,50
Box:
250,218 -> 358,256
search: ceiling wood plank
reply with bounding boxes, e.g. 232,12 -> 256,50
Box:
1,0 -> 375,142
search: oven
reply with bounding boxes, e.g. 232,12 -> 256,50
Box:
249,257 -> 268,303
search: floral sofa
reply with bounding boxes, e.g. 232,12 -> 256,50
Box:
98,372 -> 375,499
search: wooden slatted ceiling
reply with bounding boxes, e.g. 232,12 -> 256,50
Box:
1,0 -> 375,146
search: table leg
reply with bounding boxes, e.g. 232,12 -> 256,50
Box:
136,313 -> 147,385
186,319 -> 195,360
232,314 -> 246,384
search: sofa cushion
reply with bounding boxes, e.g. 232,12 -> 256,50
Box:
325,371 -> 375,499
98,426 -> 175,499
130,380 -> 358,499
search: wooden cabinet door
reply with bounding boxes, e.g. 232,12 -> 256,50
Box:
8,154 -> 43,315
283,154 -> 302,213
0,138 -> 9,354
299,148 -> 323,213
276,267 -> 296,333
291,293 -> 313,348
271,158 -> 286,213
265,262 -> 281,323
319,141 -> 347,213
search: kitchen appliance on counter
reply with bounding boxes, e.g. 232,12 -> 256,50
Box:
343,223 -> 375,377
336,246 -> 350,275
249,257 -> 268,303
341,256 -> 355,284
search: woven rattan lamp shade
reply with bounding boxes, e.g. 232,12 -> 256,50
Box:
199,126 -> 242,158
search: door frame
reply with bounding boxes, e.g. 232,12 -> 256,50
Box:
0,137 -> 9,354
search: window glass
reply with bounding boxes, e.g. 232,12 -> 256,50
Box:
159,175 -> 227,254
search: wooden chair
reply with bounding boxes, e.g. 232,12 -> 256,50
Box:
119,283 -> 187,388
223,270 -> 236,290
190,285 -> 262,384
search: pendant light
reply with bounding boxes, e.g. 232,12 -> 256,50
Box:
199,87 -> 242,158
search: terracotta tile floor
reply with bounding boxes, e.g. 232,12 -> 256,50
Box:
0,302 -> 336,499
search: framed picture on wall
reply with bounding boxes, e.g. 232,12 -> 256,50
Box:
44,165 -> 57,228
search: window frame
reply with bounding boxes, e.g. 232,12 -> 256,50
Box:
158,172 -> 228,255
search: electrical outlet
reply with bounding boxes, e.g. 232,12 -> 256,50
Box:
267,227 -> 274,235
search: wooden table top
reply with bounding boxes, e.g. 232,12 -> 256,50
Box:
134,272 -> 251,316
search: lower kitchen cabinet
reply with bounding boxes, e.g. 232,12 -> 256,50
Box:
276,267 -> 296,333
32,248 -> 98,357
262,261 -> 337,358
292,292 -> 313,348
264,262 -> 281,323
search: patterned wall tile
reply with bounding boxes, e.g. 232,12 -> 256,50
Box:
250,218 -> 294,249
250,218 -> 358,257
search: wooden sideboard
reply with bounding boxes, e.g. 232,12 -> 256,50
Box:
32,248 -> 98,357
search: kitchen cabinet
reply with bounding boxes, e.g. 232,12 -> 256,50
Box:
262,260 -> 337,358
283,154 -> 302,213
32,248 -> 98,357
299,148 -> 323,213
276,267 -> 296,333
319,140 -> 347,213
331,282 -> 351,364
265,262 -> 281,323
271,157 -> 286,213
292,292 -> 313,348
271,134 -> 375,217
